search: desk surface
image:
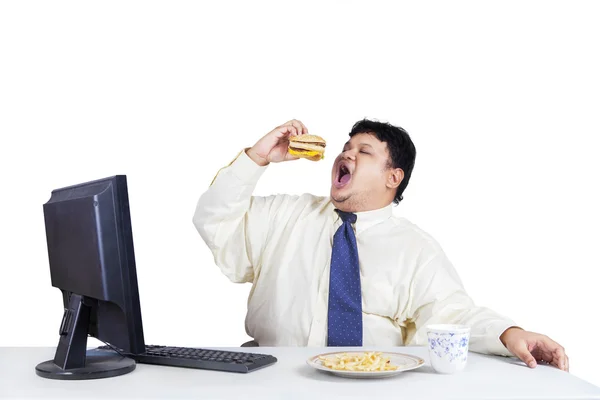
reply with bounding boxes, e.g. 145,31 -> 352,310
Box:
1,346 -> 599,399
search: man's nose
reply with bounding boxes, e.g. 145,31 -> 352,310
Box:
342,150 -> 356,160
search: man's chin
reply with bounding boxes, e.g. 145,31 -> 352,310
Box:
330,188 -> 350,204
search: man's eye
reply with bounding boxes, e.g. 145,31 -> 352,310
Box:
360,150 -> 369,154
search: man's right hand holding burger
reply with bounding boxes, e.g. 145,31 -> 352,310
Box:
246,119 -> 325,166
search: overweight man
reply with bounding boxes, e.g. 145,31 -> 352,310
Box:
193,119 -> 568,371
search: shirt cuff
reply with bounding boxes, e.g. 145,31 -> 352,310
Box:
484,320 -> 519,357
210,148 -> 268,186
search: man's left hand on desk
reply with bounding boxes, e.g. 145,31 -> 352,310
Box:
500,327 -> 569,372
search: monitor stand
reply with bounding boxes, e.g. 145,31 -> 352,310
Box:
35,293 -> 136,380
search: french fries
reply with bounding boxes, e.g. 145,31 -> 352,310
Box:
318,352 -> 399,372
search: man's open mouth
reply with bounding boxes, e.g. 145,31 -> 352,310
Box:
334,163 -> 352,189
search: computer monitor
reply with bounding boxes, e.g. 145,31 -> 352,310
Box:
36,175 -> 146,380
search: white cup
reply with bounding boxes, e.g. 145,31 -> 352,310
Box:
426,324 -> 471,374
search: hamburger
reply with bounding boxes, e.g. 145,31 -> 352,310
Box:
288,134 -> 326,161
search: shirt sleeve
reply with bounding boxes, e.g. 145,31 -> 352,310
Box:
405,248 -> 518,357
192,149 -> 278,284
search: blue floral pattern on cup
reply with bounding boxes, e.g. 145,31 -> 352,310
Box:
427,331 -> 469,364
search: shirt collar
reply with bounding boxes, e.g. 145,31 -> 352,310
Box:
329,202 -> 394,236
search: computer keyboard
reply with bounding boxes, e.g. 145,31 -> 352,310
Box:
97,344 -> 277,373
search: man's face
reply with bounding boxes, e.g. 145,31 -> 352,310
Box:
330,133 -> 394,212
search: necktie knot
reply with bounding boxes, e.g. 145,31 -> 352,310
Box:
335,209 -> 357,224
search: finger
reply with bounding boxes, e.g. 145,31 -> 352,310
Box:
539,337 -> 567,371
298,120 -> 309,135
279,125 -> 298,137
289,120 -> 304,136
539,348 -> 556,364
552,346 -> 567,371
512,341 -> 537,368
273,124 -> 295,138
284,152 -> 300,161
283,119 -> 299,127
283,119 -> 308,135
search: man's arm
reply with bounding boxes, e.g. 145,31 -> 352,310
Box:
192,120 -> 309,283
404,247 -> 569,371
405,249 -> 517,357
193,149 -> 271,283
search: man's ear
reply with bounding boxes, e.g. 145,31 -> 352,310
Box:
386,168 -> 404,190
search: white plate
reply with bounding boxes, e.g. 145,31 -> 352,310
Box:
307,351 -> 425,379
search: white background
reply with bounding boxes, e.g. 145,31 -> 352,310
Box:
1,0 -> 599,388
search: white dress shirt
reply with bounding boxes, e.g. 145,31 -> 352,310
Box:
193,149 -> 516,356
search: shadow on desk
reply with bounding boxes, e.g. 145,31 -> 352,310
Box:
473,353 -> 531,369
293,365 -> 419,382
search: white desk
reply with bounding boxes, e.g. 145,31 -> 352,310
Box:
1,346 -> 599,399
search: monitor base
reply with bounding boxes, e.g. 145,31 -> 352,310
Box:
35,349 -> 136,380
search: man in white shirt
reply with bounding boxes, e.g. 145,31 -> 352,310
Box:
193,119 -> 568,371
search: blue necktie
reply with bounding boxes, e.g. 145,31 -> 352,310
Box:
327,209 -> 363,346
